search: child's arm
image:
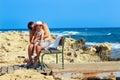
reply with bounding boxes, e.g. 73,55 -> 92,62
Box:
33,31 -> 42,44
40,31 -> 44,46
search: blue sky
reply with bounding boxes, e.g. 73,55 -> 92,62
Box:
0,0 -> 120,29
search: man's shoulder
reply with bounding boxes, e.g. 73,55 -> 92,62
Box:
30,29 -> 36,34
43,22 -> 48,27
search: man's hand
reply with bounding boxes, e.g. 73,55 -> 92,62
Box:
40,43 -> 42,46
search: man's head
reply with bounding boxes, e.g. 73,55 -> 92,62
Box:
27,21 -> 34,30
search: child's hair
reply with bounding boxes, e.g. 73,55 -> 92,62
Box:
36,25 -> 43,31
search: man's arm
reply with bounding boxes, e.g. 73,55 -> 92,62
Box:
43,22 -> 50,39
29,30 -> 33,42
33,32 -> 41,44
31,32 -> 36,43
40,32 -> 44,46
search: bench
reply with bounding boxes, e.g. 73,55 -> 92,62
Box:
40,36 -> 65,70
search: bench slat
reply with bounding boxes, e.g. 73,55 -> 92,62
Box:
50,50 -> 61,53
41,50 -> 50,53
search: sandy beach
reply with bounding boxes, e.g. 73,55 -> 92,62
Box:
0,31 -> 113,80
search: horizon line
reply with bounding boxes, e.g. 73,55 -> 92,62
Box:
0,27 -> 120,30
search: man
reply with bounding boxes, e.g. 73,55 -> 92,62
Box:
26,21 -> 51,68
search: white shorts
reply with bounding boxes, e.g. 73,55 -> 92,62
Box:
36,40 -> 40,45
42,40 -> 51,48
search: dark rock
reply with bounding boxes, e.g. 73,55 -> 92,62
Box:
79,38 -> 85,45
1,66 -> 7,74
13,65 -> 20,70
67,52 -> 72,56
7,43 -> 11,46
66,35 -> 71,38
74,53 -> 77,57
70,59 -> 74,63
93,43 -> 112,60
71,38 -> 87,51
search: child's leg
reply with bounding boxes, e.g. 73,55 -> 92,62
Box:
33,43 -> 37,54
32,43 -> 37,60
33,40 -> 40,55
32,40 -> 40,63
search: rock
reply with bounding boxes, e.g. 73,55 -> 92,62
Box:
74,53 -> 77,57
93,42 -> 112,54
71,38 -> 87,50
93,42 -> 112,60
78,49 -> 84,53
51,34 -> 56,39
66,35 -> 71,38
87,47 -> 96,55
79,38 -> 85,45
0,69 -> 54,80
0,31 -> 113,65
70,59 -> 74,62
79,38 -> 87,50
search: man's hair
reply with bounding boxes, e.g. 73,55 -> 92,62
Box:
27,21 -> 34,30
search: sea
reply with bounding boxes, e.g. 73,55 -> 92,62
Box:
0,28 -> 120,58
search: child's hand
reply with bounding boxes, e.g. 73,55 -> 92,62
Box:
31,41 -> 34,44
33,41 -> 36,44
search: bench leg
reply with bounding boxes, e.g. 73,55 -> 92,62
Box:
38,58 -> 41,66
41,63 -> 45,71
41,54 -> 45,70
62,53 -> 64,69
56,54 -> 58,64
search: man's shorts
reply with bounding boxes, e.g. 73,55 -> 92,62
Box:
42,40 -> 51,48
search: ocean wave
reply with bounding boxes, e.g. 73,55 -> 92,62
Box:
51,31 -> 80,36
51,30 -> 114,37
107,33 -> 112,35
21,31 -> 29,34
86,42 -> 120,49
51,31 -> 106,36
86,42 -> 99,46
111,43 -> 120,49
81,33 -> 113,36
0,29 -> 115,37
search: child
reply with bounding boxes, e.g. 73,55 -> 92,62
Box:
31,24 -> 44,62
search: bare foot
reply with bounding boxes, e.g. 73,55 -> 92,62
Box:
33,60 -> 38,69
24,60 -> 32,68
31,53 -> 37,63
